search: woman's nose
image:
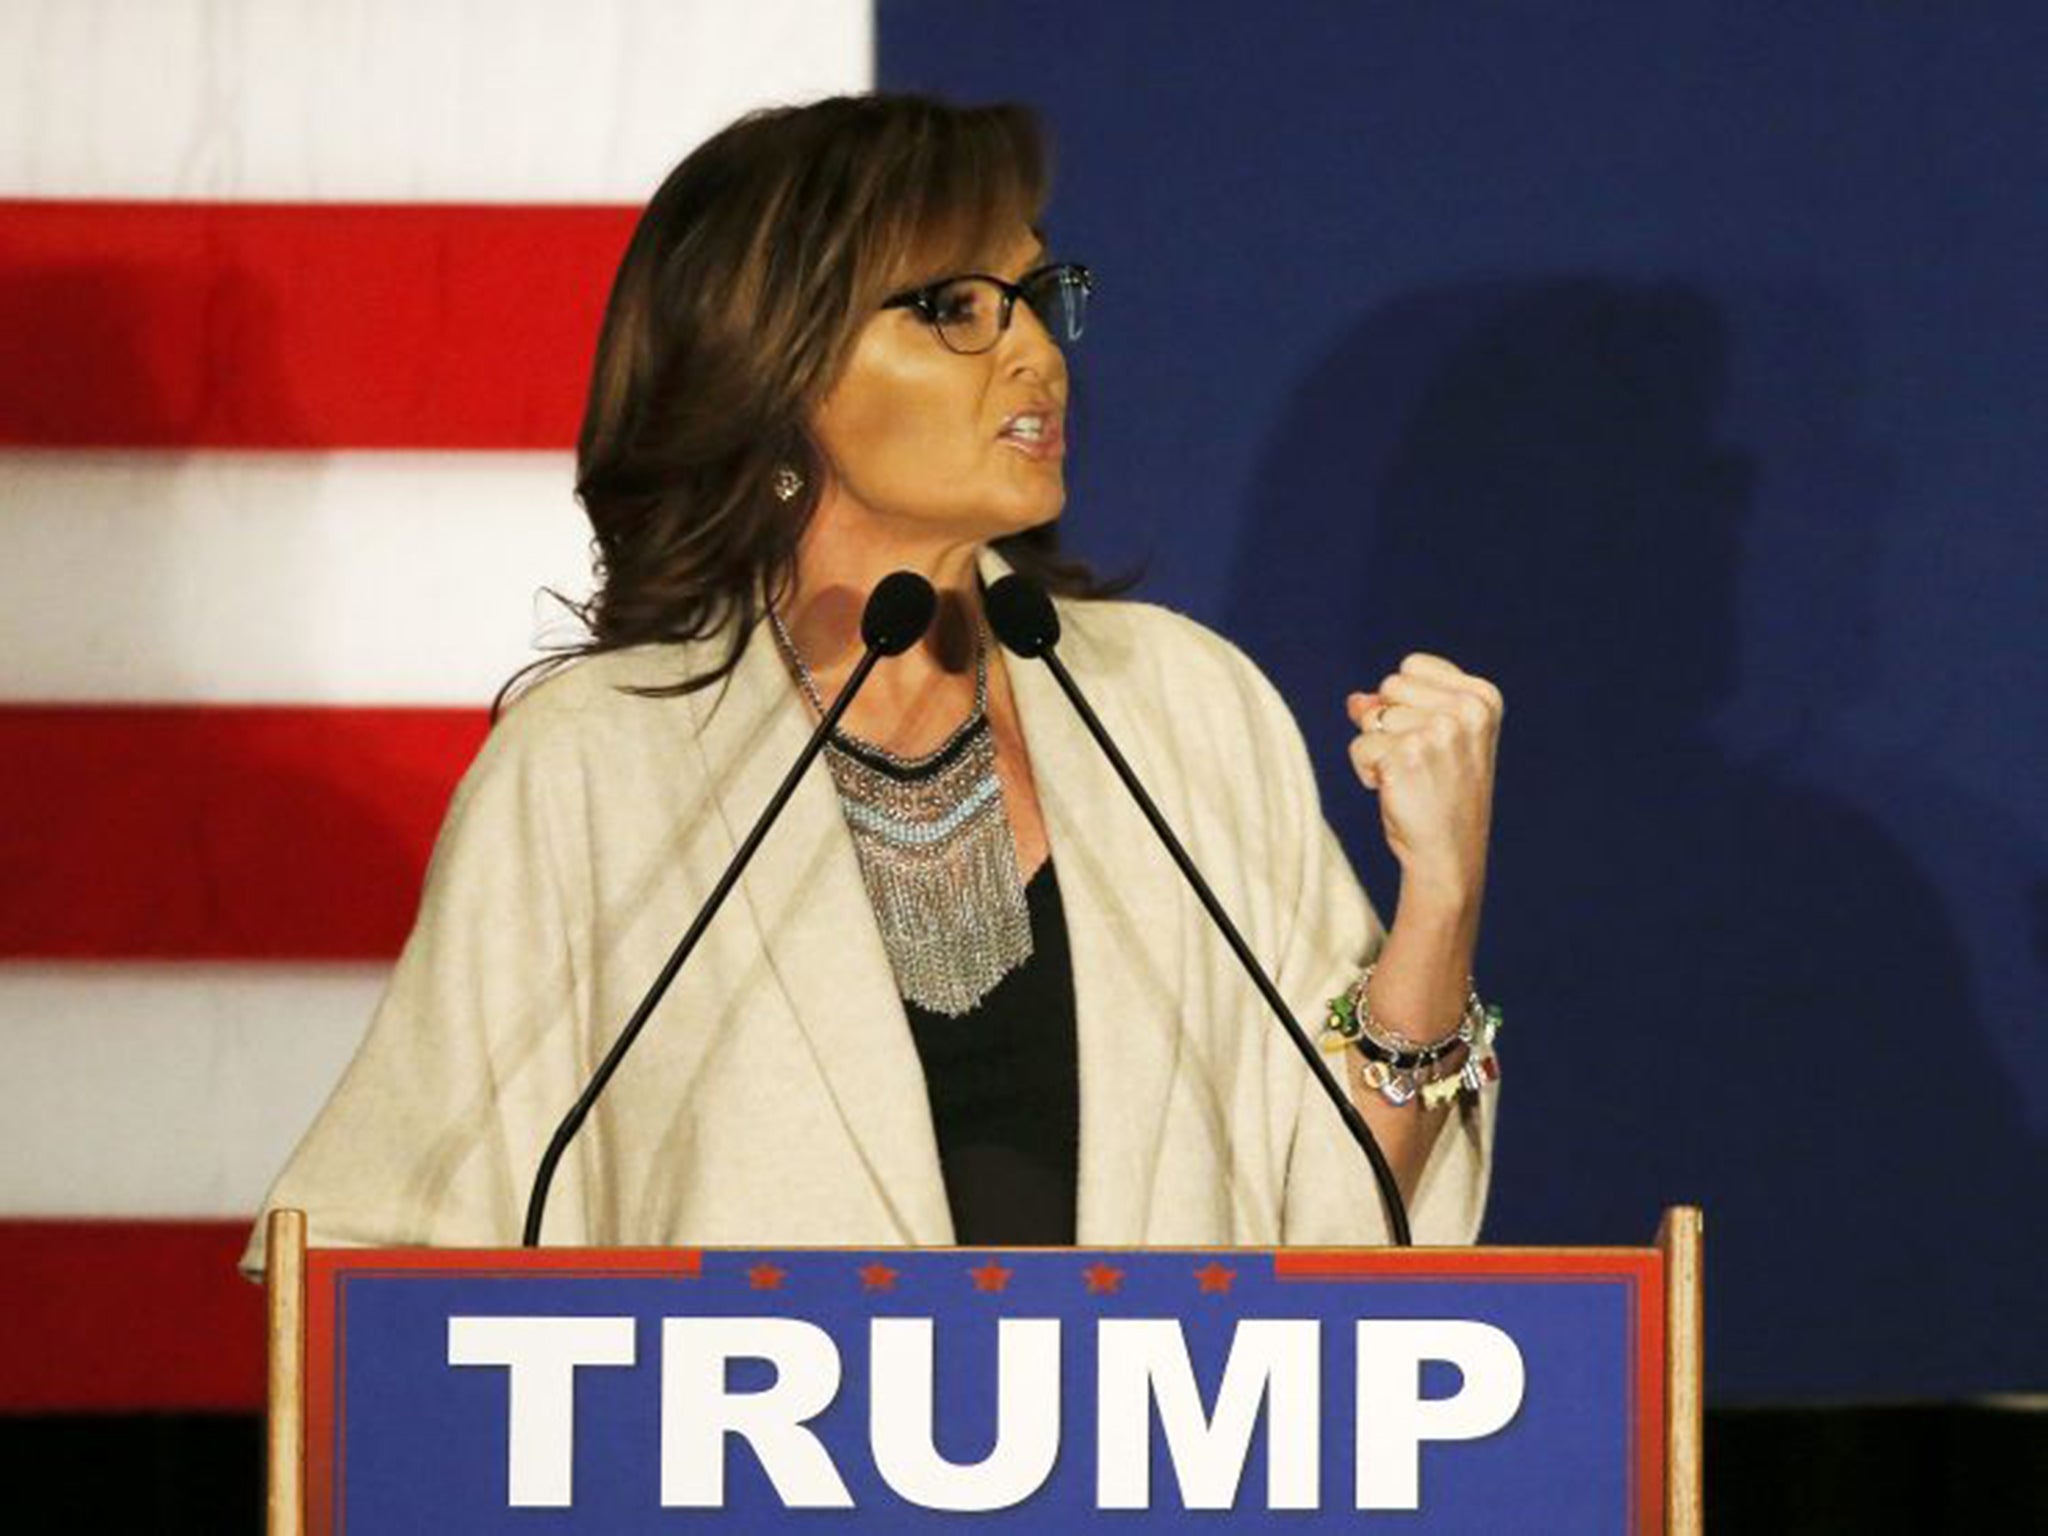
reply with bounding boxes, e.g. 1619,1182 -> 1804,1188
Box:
1002,300 -> 1067,382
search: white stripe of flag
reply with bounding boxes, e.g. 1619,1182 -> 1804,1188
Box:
0,963 -> 389,1217
1,450 -> 588,705
0,0 -> 873,202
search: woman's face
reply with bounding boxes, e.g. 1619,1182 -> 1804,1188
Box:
809,228 -> 1069,546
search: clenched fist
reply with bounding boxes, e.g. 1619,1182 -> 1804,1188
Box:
1346,653 -> 1502,901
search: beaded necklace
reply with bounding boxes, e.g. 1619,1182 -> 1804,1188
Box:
767,608 -> 1033,1016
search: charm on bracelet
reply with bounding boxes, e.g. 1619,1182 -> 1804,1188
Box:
1318,990 -> 1366,1052
1420,1073 -> 1464,1111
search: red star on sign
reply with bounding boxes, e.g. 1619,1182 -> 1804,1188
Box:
1081,1262 -> 1125,1295
1193,1262 -> 1236,1294
746,1263 -> 786,1291
968,1259 -> 1014,1293
858,1263 -> 899,1292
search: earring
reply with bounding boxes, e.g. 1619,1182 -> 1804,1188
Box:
771,463 -> 804,502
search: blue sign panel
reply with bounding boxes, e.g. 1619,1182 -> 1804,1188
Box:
315,1248 -> 1656,1533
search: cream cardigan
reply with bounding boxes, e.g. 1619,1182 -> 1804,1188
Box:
242,559 -> 1492,1272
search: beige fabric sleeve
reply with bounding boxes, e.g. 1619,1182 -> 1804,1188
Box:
238,701 -> 592,1277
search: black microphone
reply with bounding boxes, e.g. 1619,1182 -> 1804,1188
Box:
522,571 -> 937,1246
985,574 -> 1415,1246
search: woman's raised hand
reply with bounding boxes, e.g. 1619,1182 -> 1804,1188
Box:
1346,653 -> 1502,902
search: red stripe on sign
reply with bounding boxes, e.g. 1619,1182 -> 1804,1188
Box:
1,705 -> 488,960
0,200 -> 637,448
0,1221 -> 264,1411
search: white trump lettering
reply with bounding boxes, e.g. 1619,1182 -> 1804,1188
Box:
445,1314 -> 635,1508
442,1308 -> 1532,1513
1355,1319 -> 1525,1510
1096,1319 -> 1320,1510
660,1317 -> 854,1508
869,1317 -> 1062,1509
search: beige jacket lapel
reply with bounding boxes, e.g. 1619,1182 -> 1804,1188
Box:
683,620 -> 955,1244
983,550 -> 1186,1244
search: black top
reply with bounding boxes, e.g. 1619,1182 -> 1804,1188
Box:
903,861 -> 1080,1246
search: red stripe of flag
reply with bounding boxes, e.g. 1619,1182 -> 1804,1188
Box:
0,705 -> 488,959
0,200 -> 637,449
0,1221 -> 264,1411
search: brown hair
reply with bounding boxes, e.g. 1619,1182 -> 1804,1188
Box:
495,92 -> 1116,719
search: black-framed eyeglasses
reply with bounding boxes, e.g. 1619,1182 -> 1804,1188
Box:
880,262 -> 1092,355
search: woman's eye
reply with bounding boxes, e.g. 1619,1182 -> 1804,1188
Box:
932,284 -> 983,324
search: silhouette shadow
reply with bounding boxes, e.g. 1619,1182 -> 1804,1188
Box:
1225,278 -> 2038,1401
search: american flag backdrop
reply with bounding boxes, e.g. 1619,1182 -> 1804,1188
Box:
0,0 -> 871,1417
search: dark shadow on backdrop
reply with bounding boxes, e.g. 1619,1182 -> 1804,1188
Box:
1224,278 -> 2033,1401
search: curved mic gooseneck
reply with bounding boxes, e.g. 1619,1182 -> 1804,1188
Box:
522,571 -> 938,1246
984,573 -> 1415,1247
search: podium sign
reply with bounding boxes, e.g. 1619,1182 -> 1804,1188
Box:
268,1213 -> 1701,1534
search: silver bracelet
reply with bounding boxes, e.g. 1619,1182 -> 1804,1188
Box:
1350,964 -> 1478,1057
1320,964 -> 1503,1108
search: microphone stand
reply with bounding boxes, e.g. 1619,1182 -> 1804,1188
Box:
1028,643 -> 1415,1247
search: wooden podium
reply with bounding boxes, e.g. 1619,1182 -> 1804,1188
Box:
265,1206 -> 1701,1533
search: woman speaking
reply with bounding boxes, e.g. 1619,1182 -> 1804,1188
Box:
245,93 -> 1501,1267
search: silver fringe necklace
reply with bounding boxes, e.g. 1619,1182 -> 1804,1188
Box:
767,607 -> 1033,1017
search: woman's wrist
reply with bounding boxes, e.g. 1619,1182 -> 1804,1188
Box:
1392,858 -> 1484,917
1321,964 -> 1503,1110
1373,920 -> 1478,1041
